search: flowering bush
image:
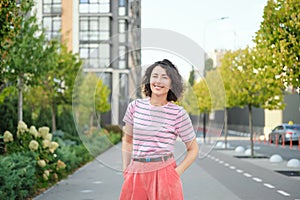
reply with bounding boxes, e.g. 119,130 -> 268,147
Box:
3,121 -> 67,185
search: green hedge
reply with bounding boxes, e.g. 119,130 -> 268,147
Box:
1,122 -> 122,199
0,152 -> 37,200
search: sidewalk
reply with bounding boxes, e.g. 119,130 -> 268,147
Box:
34,141 -> 241,200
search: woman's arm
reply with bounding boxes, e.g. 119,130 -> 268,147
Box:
122,123 -> 133,171
175,138 -> 199,176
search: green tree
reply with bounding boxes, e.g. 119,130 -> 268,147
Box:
76,73 -> 111,128
230,47 -> 284,157
193,78 -> 212,140
25,41 -> 82,132
188,66 -> 195,86
1,0 -> 49,121
204,58 -> 214,76
218,50 -> 243,148
0,0 -> 22,96
254,0 -> 300,92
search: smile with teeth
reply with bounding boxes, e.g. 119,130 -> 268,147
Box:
153,84 -> 164,89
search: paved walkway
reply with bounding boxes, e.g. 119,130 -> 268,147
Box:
34,141 -> 242,200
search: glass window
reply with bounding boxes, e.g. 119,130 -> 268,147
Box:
99,43 -> 109,58
80,48 -> 89,58
80,43 -> 110,68
79,0 -> 110,13
80,21 -> 88,31
100,17 -> 109,30
119,7 -> 125,16
43,16 -> 61,40
53,19 -> 61,31
119,0 -> 126,6
90,20 -> 98,31
80,0 -> 89,3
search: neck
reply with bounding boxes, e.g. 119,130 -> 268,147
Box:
150,96 -> 168,106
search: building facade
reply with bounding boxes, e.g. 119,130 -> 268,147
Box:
34,0 -> 141,125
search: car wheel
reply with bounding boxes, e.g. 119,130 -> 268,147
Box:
279,136 -> 283,144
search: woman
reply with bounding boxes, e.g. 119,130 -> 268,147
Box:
120,59 -> 199,200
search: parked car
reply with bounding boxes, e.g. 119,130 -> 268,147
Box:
268,123 -> 300,144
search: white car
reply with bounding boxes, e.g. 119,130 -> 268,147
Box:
268,124 -> 300,144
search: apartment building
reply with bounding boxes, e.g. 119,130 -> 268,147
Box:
34,0 -> 141,125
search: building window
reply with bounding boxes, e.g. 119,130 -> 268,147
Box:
79,0 -> 110,13
118,0 -> 127,16
43,0 -> 62,14
43,16 -> 61,40
119,46 -> 127,69
118,19 -> 127,43
80,43 -> 110,68
80,0 -> 89,3
80,16 -> 110,42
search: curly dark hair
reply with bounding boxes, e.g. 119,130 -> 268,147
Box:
142,59 -> 183,102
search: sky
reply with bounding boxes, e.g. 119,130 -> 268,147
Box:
140,0 -> 269,79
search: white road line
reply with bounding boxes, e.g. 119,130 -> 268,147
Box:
229,166 -> 236,170
263,183 -> 275,189
224,163 -> 230,167
243,173 -> 252,178
277,190 -> 290,197
236,169 -> 243,173
252,177 -> 262,182
219,160 -> 224,164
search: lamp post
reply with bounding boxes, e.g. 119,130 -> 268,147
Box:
202,16 -> 229,143
203,16 -> 229,56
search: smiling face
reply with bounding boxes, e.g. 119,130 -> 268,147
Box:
149,66 -> 172,98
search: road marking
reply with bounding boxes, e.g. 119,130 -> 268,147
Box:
263,183 -> 275,189
80,189 -> 93,193
236,169 -> 243,173
243,173 -> 252,178
93,181 -> 103,184
229,166 -> 236,170
219,160 -> 224,164
224,163 -> 230,167
277,190 -> 290,197
252,177 -> 262,182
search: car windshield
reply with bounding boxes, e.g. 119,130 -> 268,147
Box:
286,125 -> 300,131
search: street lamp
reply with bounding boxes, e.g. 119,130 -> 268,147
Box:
202,16 -> 229,143
203,16 -> 229,54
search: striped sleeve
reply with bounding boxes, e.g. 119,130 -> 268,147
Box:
175,108 -> 196,142
123,100 -> 136,126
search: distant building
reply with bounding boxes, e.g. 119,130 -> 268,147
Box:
34,0 -> 141,125
207,49 -> 227,68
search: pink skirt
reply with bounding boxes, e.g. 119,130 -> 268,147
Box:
119,157 -> 183,200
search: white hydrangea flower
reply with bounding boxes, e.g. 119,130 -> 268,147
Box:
17,121 -> 28,137
42,140 -> 51,148
49,141 -> 59,153
44,133 -> 53,141
3,131 -> 13,142
39,127 -> 50,139
38,160 -> 46,168
29,140 -> 39,151
29,126 -> 38,138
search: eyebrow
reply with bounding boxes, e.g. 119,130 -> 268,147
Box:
152,72 -> 168,76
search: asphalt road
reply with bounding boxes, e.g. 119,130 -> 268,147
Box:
34,139 -> 300,200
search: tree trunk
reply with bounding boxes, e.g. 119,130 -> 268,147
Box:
18,74 -> 23,122
90,113 -> 94,128
224,107 -> 228,149
203,112 -> 206,143
249,104 -> 254,158
51,102 -> 57,132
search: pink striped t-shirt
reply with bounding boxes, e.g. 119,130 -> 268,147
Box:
123,98 -> 196,159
